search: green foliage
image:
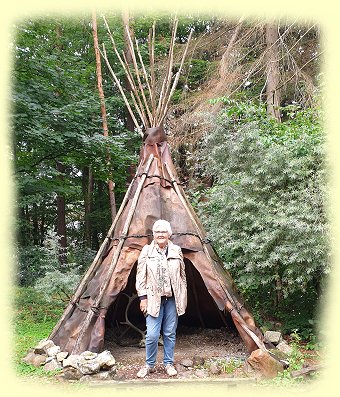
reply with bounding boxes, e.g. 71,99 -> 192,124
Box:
16,226 -> 94,288
13,287 -> 65,377
195,357 -> 243,375
216,358 -> 243,374
186,59 -> 212,89
16,245 -> 46,286
12,17 -> 139,252
173,58 -> 214,103
33,229 -> 84,301
196,97 -> 328,323
286,331 -> 305,370
249,287 -> 322,342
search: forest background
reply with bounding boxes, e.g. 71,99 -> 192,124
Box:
11,9 -> 328,375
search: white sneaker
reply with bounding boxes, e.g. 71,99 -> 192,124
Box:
137,365 -> 156,378
165,364 -> 177,376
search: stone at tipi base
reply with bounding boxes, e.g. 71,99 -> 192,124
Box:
244,349 -> 284,378
180,358 -> 194,368
264,331 -> 282,345
33,339 -> 55,355
96,350 -> 116,369
194,368 -> 209,378
44,359 -> 62,371
78,359 -> 101,375
22,349 -> 47,367
23,338 -> 118,382
56,351 -> 69,362
193,356 -> 205,366
62,354 -> 80,369
276,340 -> 293,355
22,350 -> 38,365
56,367 -> 83,381
79,367 -> 117,382
22,339 -> 68,368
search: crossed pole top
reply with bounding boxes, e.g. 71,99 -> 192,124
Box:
100,16 -> 193,137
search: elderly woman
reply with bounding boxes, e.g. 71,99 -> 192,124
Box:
135,219 -> 187,378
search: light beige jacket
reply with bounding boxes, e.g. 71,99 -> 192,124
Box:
136,240 -> 187,317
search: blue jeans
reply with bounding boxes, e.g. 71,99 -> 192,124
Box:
145,296 -> 178,367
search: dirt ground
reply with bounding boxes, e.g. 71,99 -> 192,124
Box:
103,326 -> 249,381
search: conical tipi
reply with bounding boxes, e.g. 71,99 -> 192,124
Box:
49,17 -> 268,357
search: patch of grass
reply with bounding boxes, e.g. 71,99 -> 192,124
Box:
13,287 -> 65,378
198,357 -> 244,375
217,358 -> 243,374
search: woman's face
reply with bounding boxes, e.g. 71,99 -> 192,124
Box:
153,227 -> 169,248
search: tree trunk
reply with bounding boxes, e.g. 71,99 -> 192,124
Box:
265,23 -> 281,122
82,166 -> 94,248
91,181 -> 104,251
275,277 -> 283,307
54,25 -> 67,264
122,9 -> 136,133
266,25 -> 283,307
312,276 -> 321,298
56,160 -> 67,264
18,206 -> 27,245
40,203 -> 45,246
32,203 -> 39,245
24,205 -> 30,241
273,263 -> 283,308
92,11 -> 117,221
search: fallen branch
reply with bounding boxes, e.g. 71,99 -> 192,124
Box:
290,364 -> 323,378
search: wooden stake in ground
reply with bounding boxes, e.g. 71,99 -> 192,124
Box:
92,11 -> 117,221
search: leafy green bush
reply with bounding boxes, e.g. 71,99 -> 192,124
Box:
34,229 -> 83,302
197,98 -> 329,322
16,245 -> 46,286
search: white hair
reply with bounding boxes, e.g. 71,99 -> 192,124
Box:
152,219 -> 172,236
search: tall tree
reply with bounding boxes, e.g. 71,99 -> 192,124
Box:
265,22 -> 283,305
55,24 -> 67,264
82,165 -> 93,248
92,11 -> 117,221
56,160 -> 67,263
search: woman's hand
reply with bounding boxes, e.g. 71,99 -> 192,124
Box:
140,299 -> 148,314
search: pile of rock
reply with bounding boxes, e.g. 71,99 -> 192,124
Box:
22,339 -> 117,381
244,331 -> 293,379
264,330 -> 293,355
